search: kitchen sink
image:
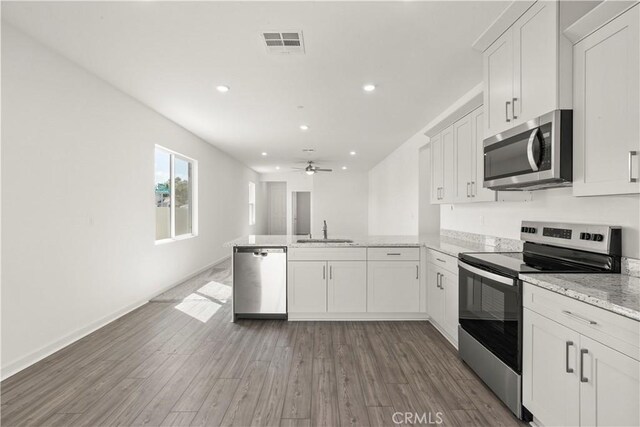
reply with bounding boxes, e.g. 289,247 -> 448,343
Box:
296,238 -> 354,244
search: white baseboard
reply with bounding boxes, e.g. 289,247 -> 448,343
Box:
150,255 -> 230,300
0,255 -> 231,381
287,312 -> 430,321
0,298 -> 148,381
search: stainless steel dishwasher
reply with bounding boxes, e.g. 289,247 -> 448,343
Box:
233,246 -> 287,320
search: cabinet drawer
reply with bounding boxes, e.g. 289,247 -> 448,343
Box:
426,249 -> 458,274
367,247 -> 420,261
523,283 -> 640,361
288,247 -> 366,261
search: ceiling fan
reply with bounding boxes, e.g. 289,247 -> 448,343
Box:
293,161 -> 332,175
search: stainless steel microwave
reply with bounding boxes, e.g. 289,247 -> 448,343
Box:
483,110 -> 572,191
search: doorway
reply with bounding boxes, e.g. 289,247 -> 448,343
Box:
267,182 -> 287,235
292,191 -> 311,235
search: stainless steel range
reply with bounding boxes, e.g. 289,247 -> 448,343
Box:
457,221 -> 621,420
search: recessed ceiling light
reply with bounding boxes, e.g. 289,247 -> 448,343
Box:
275,166 -> 280,170
300,125 -> 309,131
216,85 -> 230,93
363,84 -> 376,92
342,166 -> 348,170
261,152 -> 268,156
349,151 -> 357,156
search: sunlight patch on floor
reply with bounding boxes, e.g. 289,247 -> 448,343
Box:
174,297 -> 220,323
197,280 -> 232,303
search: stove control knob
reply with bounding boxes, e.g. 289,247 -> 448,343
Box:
529,227 -> 537,234
580,232 -> 586,240
584,233 -> 592,240
593,234 -> 604,242
521,226 -> 527,233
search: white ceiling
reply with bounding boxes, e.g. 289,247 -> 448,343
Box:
2,1 -> 508,173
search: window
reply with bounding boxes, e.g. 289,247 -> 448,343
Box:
155,146 -> 197,242
248,181 -> 256,226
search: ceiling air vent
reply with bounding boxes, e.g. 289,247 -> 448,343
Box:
261,31 -> 305,55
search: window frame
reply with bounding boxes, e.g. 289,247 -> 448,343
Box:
155,145 -> 198,244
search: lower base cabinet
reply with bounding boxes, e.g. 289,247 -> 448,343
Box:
426,250 -> 459,345
367,261 -> 420,312
327,261 -> 367,312
523,291 -> 640,426
288,261 -> 327,313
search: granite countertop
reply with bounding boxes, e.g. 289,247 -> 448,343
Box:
520,273 -> 640,322
421,234 -> 505,257
224,235 -> 422,248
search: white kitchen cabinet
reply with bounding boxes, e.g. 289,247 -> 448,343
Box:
470,108 -> 495,202
430,133 -> 443,204
327,261 -> 367,313
453,113 -> 473,202
288,261 -> 327,313
483,1 -> 571,138
367,261 -> 420,313
523,308 -> 581,427
573,4 -> 640,196
579,335 -> 640,427
523,283 -> 640,426
441,126 -> 455,203
426,250 -> 459,345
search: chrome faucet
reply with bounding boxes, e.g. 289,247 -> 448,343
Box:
322,220 -> 328,239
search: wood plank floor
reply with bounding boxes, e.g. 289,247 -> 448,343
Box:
1,262 -> 523,427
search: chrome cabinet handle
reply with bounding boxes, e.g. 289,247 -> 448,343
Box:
562,310 -> 597,325
329,265 -> 332,280
512,97 -> 518,119
387,253 -> 401,256
466,182 -> 471,197
629,151 -> 638,183
505,101 -> 511,122
580,349 -> 589,382
323,265 -> 326,280
566,341 -> 574,373
416,265 -> 419,280
436,273 -> 441,289
436,258 -> 446,264
470,181 -> 475,197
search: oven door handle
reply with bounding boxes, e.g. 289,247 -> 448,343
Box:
458,260 -> 516,286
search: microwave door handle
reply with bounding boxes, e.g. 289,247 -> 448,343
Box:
458,260 -> 515,286
527,129 -> 540,172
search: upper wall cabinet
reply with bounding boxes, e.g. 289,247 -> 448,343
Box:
484,1 -> 572,138
572,4 -> 640,196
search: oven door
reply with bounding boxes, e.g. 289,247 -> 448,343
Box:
458,260 -> 521,373
483,112 -> 556,190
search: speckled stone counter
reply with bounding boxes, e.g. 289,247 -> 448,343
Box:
520,273 -> 640,321
420,234 -> 497,257
224,235 -> 422,248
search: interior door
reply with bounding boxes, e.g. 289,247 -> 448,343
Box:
573,5 -> 640,196
267,181 -> 287,234
522,309 -> 580,427
327,261 -> 367,313
579,335 -> 640,427
512,1 -> 557,125
484,30 -> 514,137
454,113 -> 474,202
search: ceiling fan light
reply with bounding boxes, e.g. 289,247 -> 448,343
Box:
305,169 -> 315,175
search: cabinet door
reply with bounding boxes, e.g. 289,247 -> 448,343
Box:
441,125 -> 455,203
430,133 -> 443,204
573,5 -> 640,196
367,261 -> 420,312
579,335 -> 640,427
454,113 -> 474,202
288,261 -> 326,313
440,269 -> 459,341
484,30 -> 513,137
512,1 -> 558,125
470,108 -> 495,202
523,309 -> 580,427
427,265 -> 444,325
327,261 -> 367,313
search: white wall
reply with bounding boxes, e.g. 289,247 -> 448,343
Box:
368,132 -> 433,236
1,24 -> 263,378
441,189 -> 640,258
261,171 -> 368,237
